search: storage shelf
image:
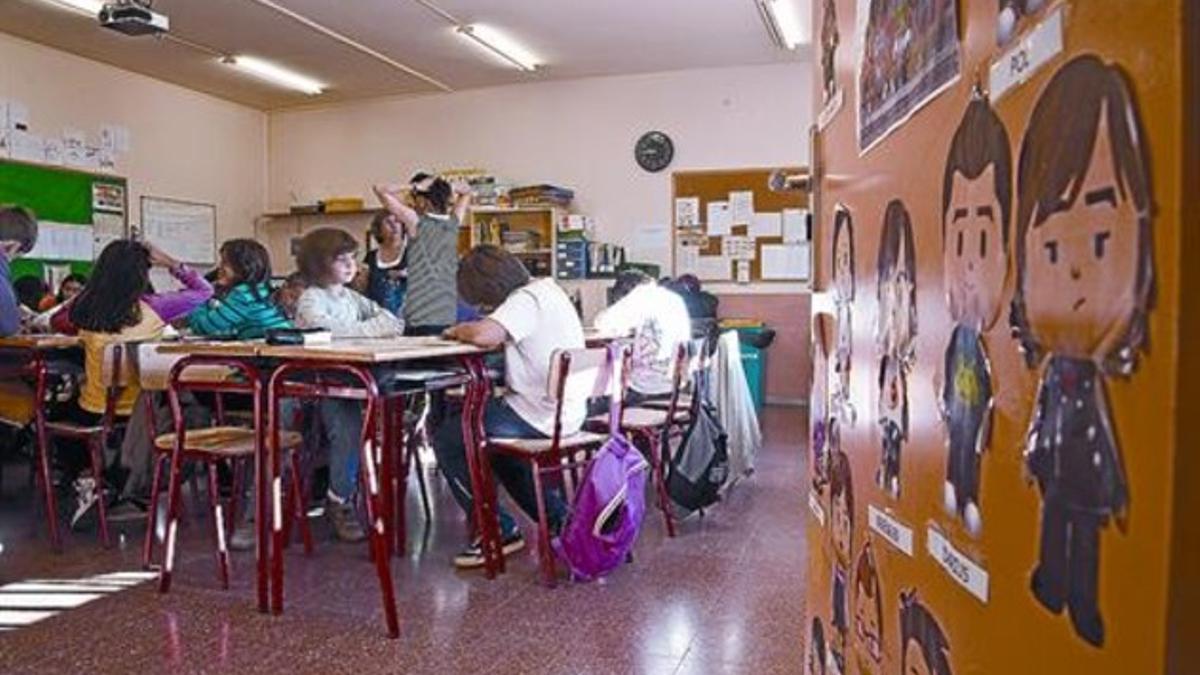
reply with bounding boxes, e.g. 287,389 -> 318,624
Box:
261,208 -> 382,219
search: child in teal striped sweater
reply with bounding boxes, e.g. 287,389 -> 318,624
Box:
188,239 -> 291,339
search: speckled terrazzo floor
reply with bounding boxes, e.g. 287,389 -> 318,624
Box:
0,406 -> 806,674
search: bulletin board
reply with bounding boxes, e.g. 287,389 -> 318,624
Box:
0,158 -> 127,279
140,196 -> 217,265
670,167 -> 809,283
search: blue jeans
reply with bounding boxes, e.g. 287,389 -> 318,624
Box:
434,398 -> 567,537
317,398 -> 362,500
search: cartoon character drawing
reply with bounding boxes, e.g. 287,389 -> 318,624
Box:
1010,55 -> 1153,648
829,449 -> 854,674
875,200 -> 917,498
821,0 -> 841,103
808,617 -> 828,675
996,0 -> 1049,47
854,540 -> 883,672
939,96 -> 1013,537
899,591 -> 953,675
832,206 -> 857,427
812,314 -> 834,494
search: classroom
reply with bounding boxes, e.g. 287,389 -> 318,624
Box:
0,1 -> 1195,673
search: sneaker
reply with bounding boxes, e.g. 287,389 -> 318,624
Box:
229,520 -> 256,552
70,476 -> 98,530
453,531 -> 525,569
326,499 -> 366,543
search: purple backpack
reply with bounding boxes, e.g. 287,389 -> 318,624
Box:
554,419 -> 649,581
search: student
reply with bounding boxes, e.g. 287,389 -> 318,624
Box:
14,276 -> 51,313
54,273 -> 87,307
439,245 -> 584,568
188,239 -> 291,339
594,270 -> 691,404
61,240 -> 213,526
373,174 -> 471,336
273,271 -> 308,321
0,206 -> 38,337
357,211 -> 409,316
293,228 -> 404,542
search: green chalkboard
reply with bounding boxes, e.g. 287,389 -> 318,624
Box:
0,159 -> 127,281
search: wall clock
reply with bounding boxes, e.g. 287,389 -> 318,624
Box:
635,131 -> 674,172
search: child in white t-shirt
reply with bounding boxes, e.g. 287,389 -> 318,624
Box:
440,245 -> 584,569
594,270 -> 691,403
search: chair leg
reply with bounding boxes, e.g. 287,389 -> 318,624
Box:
530,458 -> 557,587
88,435 -> 111,548
288,451 -> 314,556
158,440 -> 186,594
410,440 -> 433,527
229,459 -> 245,538
188,468 -> 203,519
650,432 -> 676,538
206,462 -> 231,590
143,453 -> 166,569
34,419 -> 61,552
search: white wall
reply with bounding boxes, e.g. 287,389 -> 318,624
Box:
268,62 -> 811,271
0,33 -> 267,245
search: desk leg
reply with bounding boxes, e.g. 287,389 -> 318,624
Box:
360,393 -> 400,638
461,356 -> 503,578
255,381 -> 270,613
31,356 -> 62,553
269,385 -> 286,615
380,396 -> 397,559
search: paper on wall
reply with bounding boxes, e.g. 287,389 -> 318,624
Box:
100,124 -> 131,154
7,101 -> 29,131
43,138 -> 64,166
696,254 -> 732,281
63,128 -> 87,167
783,208 -> 808,243
10,131 -> 45,163
674,197 -> 701,228
675,242 -> 700,276
92,212 -> 126,257
46,264 -> 71,293
749,212 -> 782,239
761,243 -> 810,280
706,201 -> 732,236
729,190 -> 754,225
736,260 -> 751,284
92,183 -> 125,214
723,235 -> 756,261
25,221 -> 94,261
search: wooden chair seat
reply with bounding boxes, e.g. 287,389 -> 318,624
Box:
643,395 -> 693,412
588,406 -> 691,431
489,430 -> 608,455
154,426 -> 303,457
44,420 -> 106,436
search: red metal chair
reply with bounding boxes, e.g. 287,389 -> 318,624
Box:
149,357 -> 312,592
587,342 -> 692,538
480,345 -> 630,585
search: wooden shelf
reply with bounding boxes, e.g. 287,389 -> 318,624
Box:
261,208 -> 382,219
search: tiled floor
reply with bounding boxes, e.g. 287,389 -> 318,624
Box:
0,406 -> 806,674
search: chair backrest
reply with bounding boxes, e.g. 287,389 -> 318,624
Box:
547,346 -> 625,403
135,343 -> 233,392
99,342 -> 139,388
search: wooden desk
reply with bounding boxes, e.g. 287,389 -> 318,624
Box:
0,334 -> 81,552
154,336 -> 494,638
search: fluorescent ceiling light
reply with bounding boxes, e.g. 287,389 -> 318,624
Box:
456,24 -> 540,72
36,0 -> 104,16
222,55 -> 325,95
757,0 -> 809,50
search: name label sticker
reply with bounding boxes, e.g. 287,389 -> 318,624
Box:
868,504 -> 913,556
989,6 -> 1064,102
927,526 -> 989,603
809,490 -> 827,527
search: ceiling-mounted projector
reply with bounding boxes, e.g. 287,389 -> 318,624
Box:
98,1 -> 169,36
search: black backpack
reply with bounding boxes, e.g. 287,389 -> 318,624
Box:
667,387 -> 729,512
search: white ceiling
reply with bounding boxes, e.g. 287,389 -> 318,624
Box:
0,0 -> 811,110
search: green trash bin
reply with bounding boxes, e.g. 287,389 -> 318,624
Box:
733,326 -> 768,414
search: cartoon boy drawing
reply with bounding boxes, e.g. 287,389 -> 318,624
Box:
1011,55 -> 1153,647
854,540 -> 883,672
832,206 -> 857,427
899,590 -> 953,675
812,314 -> 833,494
829,449 -> 854,675
875,200 -> 917,498
939,96 -> 1012,537
808,617 -> 828,675
821,0 -> 840,103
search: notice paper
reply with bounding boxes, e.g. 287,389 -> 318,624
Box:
729,190 -> 754,225
696,255 -> 732,281
25,221 -> 94,261
761,243 -> 810,280
750,212 -> 782,239
783,208 -> 808,243
92,212 -> 125,257
706,201 -> 732,236
723,236 -> 756,261
736,260 -> 751,284
675,242 -> 700,276
674,197 -> 701,228
10,131 -> 44,163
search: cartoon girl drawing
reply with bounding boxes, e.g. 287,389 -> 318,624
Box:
829,449 -> 854,674
875,200 -> 917,498
832,206 -> 857,427
853,540 -> 883,673
820,0 -> 840,104
1011,55 -> 1153,647
812,314 -> 833,494
808,617 -> 828,675
899,591 -> 952,675
939,96 -> 1013,537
